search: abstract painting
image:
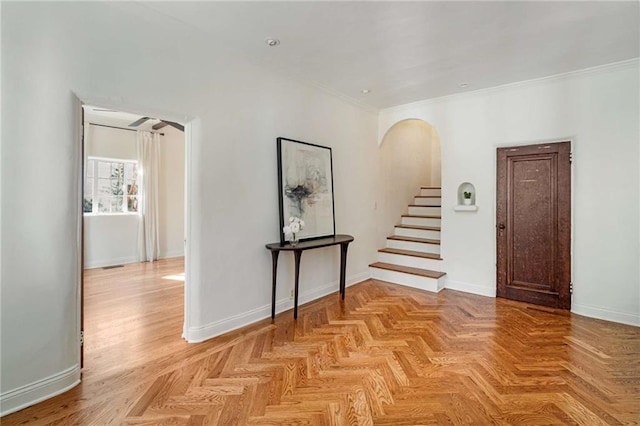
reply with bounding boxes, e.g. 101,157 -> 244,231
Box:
277,137 -> 335,244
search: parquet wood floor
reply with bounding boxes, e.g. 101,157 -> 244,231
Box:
3,258 -> 639,425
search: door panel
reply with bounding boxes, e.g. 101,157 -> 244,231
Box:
511,156 -> 554,288
497,142 -> 571,309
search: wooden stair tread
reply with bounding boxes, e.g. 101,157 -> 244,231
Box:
370,262 -> 446,279
402,214 -> 442,219
409,204 -> 441,207
420,186 -> 441,189
379,248 -> 443,260
415,195 -> 441,198
395,224 -> 441,231
388,235 -> 441,244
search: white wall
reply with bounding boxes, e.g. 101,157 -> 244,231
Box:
158,126 -> 185,259
84,215 -> 139,268
1,2 -> 379,414
82,124 -> 185,268
83,125 -> 139,268
379,60 -> 640,324
86,124 -> 137,159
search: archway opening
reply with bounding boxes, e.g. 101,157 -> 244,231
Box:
378,119 -> 442,234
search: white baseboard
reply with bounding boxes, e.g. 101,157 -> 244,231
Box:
159,250 -> 184,260
572,303 -> 640,327
0,365 -> 80,417
441,283 -> 639,327
345,272 -> 371,288
444,279 -> 496,297
84,251 -> 184,269
84,255 -> 138,269
184,272 -> 370,343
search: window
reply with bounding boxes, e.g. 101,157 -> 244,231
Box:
84,157 -> 139,214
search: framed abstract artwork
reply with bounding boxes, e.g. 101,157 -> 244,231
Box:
277,137 -> 336,244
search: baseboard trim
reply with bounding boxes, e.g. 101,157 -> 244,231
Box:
444,279 -> 496,297
345,272 -> 371,288
159,250 -> 184,260
0,365 -> 81,417
185,272 -> 370,343
84,255 -> 138,269
84,252 -> 184,269
572,303 -> 640,327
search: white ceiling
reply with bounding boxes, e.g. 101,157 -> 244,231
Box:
131,1 -> 639,109
84,105 -> 164,131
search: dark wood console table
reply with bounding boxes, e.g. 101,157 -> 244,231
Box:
265,234 -> 354,319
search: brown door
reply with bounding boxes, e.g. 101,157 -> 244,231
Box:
496,142 -> 571,309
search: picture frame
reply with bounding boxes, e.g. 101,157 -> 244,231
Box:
277,137 -> 336,245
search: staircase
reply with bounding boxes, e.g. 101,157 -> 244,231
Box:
370,186 -> 446,292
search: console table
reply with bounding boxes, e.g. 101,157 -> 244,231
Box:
265,234 -> 354,319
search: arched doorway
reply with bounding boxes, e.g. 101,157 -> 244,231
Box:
371,118 -> 446,292
378,119 -> 442,234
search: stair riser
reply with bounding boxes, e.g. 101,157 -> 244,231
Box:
378,252 -> 442,271
414,197 -> 441,206
370,267 -> 444,293
387,239 -> 440,254
401,216 -> 441,227
420,188 -> 441,197
408,206 -> 441,216
394,227 -> 440,240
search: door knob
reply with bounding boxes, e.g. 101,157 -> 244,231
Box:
498,224 -> 506,230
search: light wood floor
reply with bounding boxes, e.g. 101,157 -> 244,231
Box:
3,257 -> 639,425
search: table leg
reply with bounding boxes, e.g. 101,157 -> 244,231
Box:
294,249 -> 302,319
270,250 -> 280,319
339,243 -> 349,300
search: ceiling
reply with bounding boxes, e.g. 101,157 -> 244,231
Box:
84,105 -> 162,131
131,1 -> 639,109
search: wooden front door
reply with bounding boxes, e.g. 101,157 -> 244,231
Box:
496,142 -> 571,309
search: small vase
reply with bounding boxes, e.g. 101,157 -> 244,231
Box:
289,234 -> 299,247
463,198 -> 472,205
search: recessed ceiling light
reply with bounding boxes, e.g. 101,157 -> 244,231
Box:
265,38 -> 280,47
458,83 -> 469,88
361,89 -> 371,94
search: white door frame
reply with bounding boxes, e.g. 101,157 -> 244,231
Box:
73,95 -> 195,371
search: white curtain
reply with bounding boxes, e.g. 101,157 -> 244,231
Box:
137,131 -> 160,262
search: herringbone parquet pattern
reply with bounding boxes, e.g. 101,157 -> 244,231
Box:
3,259 -> 639,425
